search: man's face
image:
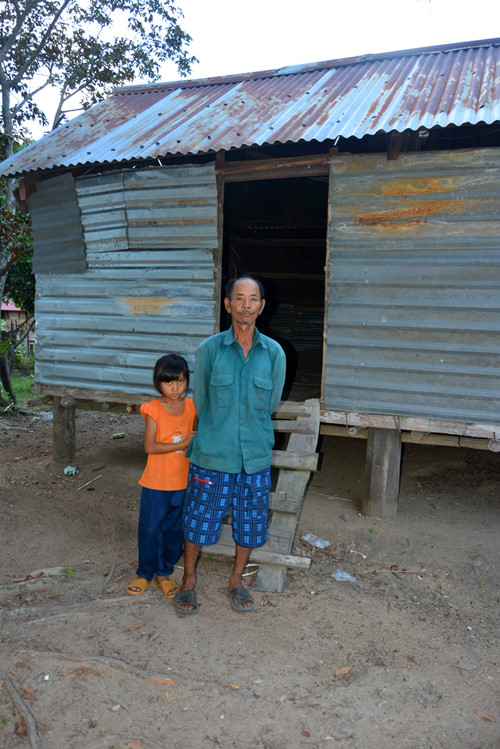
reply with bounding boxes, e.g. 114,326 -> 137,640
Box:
224,278 -> 265,326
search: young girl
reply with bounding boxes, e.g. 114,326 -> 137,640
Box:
127,354 -> 197,599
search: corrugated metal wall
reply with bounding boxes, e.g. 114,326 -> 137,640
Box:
29,173 -> 86,274
325,148 -> 500,424
33,162 -> 218,395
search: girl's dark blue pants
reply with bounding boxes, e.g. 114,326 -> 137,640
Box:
136,487 -> 185,579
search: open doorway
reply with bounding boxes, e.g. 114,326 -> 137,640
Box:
221,176 -> 328,401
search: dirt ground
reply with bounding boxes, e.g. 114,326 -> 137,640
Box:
0,408 -> 499,749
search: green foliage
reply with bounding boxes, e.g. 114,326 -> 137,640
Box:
14,347 -> 35,374
0,206 -> 33,280
0,0 -> 197,142
4,249 -> 35,314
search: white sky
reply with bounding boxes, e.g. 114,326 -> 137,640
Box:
28,0 -> 500,137
161,0 -> 500,81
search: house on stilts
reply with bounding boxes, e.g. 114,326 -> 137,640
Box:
2,36 -> 499,521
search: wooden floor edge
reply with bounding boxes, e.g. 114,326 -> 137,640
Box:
320,409 -> 500,439
30,385 -> 498,441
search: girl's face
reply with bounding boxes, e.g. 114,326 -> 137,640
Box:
159,375 -> 187,400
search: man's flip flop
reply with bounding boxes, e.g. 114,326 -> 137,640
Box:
126,577 -> 152,595
154,575 -> 180,599
226,587 -> 254,612
174,589 -> 199,615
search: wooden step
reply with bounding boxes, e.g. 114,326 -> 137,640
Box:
269,492 -> 301,514
203,525 -> 310,569
272,417 -> 318,434
271,450 -> 319,471
255,398 -> 321,592
274,401 -> 314,418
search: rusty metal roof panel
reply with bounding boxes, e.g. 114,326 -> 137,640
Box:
2,38 -> 500,177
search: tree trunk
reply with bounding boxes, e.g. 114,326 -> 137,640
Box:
1,72 -> 17,212
1,316 -> 35,403
0,353 -> 17,404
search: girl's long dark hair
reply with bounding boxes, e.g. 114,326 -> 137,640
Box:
153,354 -> 189,394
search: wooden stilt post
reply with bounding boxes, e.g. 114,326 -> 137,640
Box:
363,427 -> 401,519
365,429 -> 374,484
52,396 -> 76,463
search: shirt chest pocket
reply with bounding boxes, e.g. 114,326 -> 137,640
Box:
253,376 -> 273,411
210,373 -> 234,408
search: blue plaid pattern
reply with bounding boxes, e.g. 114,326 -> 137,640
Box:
183,463 -> 271,548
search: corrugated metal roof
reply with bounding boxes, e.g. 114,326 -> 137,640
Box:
2,37 -> 500,177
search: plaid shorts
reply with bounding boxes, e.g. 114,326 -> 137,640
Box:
183,463 -> 271,548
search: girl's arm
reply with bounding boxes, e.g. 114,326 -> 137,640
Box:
143,414 -> 195,454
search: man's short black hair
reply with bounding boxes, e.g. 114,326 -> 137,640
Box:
225,275 -> 265,300
153,354 -> 189,394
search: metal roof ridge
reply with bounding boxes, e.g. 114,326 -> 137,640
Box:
113,37 -> 500,95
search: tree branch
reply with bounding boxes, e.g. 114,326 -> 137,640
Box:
12,0 -> 75,85
11,79 -> 52,118
11,316 -> 35,351
0,0 -> 43,66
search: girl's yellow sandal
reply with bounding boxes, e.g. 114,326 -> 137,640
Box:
154,575 -> 180,599
126,577 -> 152,595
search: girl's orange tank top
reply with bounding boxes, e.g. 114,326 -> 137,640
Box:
138,397 -> 196,491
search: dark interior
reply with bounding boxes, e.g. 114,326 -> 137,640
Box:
221,177 -> 328,401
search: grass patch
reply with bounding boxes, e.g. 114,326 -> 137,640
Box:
1,349 -> 35,408
11,372 -> 34,406
1,371 -> 34,407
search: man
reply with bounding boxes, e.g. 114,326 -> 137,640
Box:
175,275 -> 286,614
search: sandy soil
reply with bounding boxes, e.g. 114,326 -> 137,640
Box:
0,408 -> 499,749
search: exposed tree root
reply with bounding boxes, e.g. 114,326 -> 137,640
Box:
1,672 -> 42,749
0,595 -> 148,618
100,552 -> 118,595
0,577 -> 54,603
81,734 -> 167,749
12,566 -> 69,581
10,648 -> 232,692
23,612 -> 91,625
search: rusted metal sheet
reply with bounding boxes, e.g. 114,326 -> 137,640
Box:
28,174 -> 86,273
324,148 -> 500,425
2,38 -> 499,177
76,164 -> 218,256
34,162 -> 219,395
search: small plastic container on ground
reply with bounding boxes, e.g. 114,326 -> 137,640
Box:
301,533 -> 331,549
332,568 -> 356,582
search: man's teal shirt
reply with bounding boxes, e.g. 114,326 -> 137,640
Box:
187,326 -> 286,474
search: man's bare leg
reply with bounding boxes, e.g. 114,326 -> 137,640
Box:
177,540 -> 200,612
228,544 -> 253,609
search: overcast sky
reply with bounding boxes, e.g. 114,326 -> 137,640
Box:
28,0 -> 499,137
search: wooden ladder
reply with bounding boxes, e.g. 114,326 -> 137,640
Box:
203,398 -> 321,592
